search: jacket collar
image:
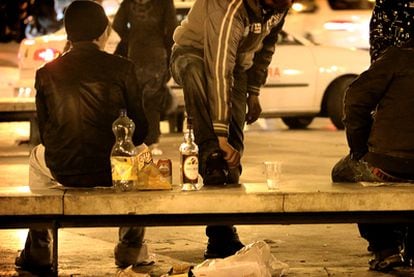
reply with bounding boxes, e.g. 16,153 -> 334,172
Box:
71,41 -> 101,51
244,0 -> 283,21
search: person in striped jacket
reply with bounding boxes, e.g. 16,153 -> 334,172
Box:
170,0 -> 292,259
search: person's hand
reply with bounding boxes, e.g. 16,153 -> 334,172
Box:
246,95 -> 262,124
218,136 -> 241,168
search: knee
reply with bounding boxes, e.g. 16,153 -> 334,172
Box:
172,57 -> 204,87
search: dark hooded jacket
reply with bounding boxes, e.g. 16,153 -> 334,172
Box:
344,39 -> 414,177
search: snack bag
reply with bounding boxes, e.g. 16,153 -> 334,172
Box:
134,144 -> 172,190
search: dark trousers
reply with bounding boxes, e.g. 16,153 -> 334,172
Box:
332,154 -> 413,254
171,45 -> 247,243
21,227 -> 145,265
135,58 -> 169,146
170,46 -> 246,176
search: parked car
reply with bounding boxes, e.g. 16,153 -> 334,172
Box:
283,0 -> 374,49
257,30 -> 369,129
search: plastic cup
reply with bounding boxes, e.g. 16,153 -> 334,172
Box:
264,161 -> 282,190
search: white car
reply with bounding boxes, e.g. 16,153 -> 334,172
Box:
284,0 -> 374,49
258,30 -> 369,129
16,2 -> 369,130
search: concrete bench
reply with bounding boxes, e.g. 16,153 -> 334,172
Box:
0,99 -> 40,145
1,181 -> 414,275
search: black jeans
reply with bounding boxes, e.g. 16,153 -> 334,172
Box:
332,155 -> 412,254
170,46 -> 246,178
171,46 -> 247,246
135,56 -> 170,146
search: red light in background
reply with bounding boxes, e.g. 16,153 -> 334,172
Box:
33,48 -> 61,62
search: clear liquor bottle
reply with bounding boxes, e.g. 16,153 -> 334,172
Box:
179,116 -> 199,191
110,109 -> 137,192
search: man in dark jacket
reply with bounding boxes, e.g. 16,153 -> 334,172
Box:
112,0 -> 177,156
171,0 -> 292,259
15,1 -> 148,273
331,39 -> 414,272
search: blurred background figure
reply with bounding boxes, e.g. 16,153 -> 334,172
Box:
25,0 -> 62,38
0,0 -> 66,42
113,0 -> 178,156
0,0 -> 30,42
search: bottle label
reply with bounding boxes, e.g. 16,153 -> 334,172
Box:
111,156 -> 137,181
136,147 -> 153,171
182,154 -> 198,182
157,159 -> 172,184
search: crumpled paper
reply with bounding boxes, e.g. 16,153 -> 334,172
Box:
191,241 -> 289,277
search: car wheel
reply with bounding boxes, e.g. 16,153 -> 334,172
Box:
326,76 -> 356,130
281,117 -> 314,129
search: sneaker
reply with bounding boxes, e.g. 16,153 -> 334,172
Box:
203,151 -> 228,186
369,249 -> 405,272
15,250 -> 52,274
204,239 -> 244,259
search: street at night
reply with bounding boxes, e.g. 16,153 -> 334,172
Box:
0,119 -> 410,276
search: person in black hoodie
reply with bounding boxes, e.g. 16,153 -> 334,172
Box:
369,0 -> 414,62
331,37 -> 414,272
15,1 -> 148,273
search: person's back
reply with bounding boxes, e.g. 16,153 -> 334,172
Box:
332,38 -> 414,272
114,0 -> 174,61
16,1 -> 149,273
343,41 -> 414,179
37,42 -> 146,186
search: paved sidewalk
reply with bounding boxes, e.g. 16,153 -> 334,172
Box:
0,120 -> 413,276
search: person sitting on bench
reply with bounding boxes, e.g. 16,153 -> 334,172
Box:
331,36 -> 414,272
15,1 -> 148,273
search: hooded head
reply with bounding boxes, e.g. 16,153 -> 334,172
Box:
64,0 -> 109,42
260,0 -> 293,12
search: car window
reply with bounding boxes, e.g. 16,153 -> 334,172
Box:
327,0 -> 374,10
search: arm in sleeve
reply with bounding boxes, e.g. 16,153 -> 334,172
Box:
124,62 -> 148,145
34,69 -> 48,145
204,3 -> 245,137
112,1 -> 129,40
163,0 -> 178,61
246,11 -> 287,96
344,48 -> 396,157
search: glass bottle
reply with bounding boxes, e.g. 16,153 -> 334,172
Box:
179,116 -> 199,191
110,109 -> 137,192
